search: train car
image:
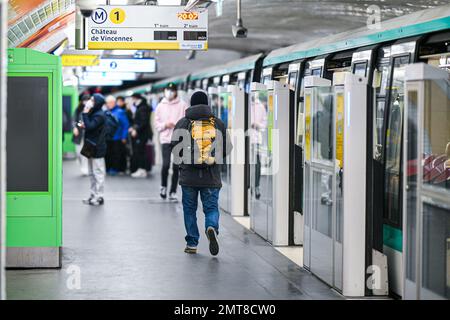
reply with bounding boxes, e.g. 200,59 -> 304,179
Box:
257,5 -> 450,296
122,4 -> 449,298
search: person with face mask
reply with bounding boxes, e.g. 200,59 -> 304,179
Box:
154,83 -> 188,201
129,93 -> 152,178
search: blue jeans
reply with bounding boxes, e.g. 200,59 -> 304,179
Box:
181,186 -> 220,247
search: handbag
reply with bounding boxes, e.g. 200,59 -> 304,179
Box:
80,139 -> 97,158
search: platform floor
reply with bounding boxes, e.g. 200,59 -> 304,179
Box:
6,160 -> 341,300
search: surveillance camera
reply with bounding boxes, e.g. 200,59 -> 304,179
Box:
232,19 -> 247,38
185,0 -> 214,12
77,0 -> 99,18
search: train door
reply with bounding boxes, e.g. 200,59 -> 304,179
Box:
303,76 -> 333,282
227,85 -> 246,216
376,40 -> 418,296
288,62 -> 305,246
218,86 -> 231,213
403,63 -> 450,300
304,73 -> 373,295
249,81 -> 292,245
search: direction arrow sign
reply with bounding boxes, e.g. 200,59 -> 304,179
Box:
87,5 -> 208,51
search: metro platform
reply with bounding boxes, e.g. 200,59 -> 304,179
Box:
5,160 -> 341,300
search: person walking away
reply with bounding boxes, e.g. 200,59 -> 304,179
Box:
155,83 -> 188,201
81,94 -> 107,206
171,90 -> 232,256
129,93 -> 152,178
105,95 -> 130,175
73,94 -> 90,176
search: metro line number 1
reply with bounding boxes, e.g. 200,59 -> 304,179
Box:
110,8 -> 126,24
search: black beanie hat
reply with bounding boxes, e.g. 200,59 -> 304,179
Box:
190,90 -> 209,106
92,93 -> 105,109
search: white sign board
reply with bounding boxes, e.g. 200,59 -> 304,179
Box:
82,72 -> 137,81
85,58 -> 156,73
79,78 -> 123,87
87,5 -> 208,51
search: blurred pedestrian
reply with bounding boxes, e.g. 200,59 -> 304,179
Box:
105,95 -> 130,175
129,93 -> 152,178
155,83 -> 188,200
73,94 -> 90,176
81,94 -> 107,206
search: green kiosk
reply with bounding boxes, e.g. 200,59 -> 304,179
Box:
62,85 -> 78,158
6,48 -> 62,268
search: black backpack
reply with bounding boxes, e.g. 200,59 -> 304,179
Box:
103,110 -> 119,141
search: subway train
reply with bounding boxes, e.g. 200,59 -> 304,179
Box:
118,5 -> 450,299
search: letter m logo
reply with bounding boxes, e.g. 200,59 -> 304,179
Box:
92,8 -> 107,24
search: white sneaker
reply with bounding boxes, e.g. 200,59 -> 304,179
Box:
168,192 -> 178,202
131,168 -> 147,178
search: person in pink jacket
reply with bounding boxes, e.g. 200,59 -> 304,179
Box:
154,83 -> 188,201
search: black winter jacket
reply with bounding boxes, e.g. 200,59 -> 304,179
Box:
171,104 -> 232,188
82,98 -> 106,158
132,100 -> 152,143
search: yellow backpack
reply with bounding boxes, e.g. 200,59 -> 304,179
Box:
189,117 -> 217,168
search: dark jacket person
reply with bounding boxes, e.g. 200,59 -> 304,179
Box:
171,90 -> 232,256
129,93 -> 152,177
82,93 -> 107,206
82,93 -> 107,158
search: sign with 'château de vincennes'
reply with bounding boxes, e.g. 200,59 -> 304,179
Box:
87,5 -> 208,51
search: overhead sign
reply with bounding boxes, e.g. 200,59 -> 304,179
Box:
82,71 -> 137,81
62,54 -> 100,67
79,78 -> 123,87
87,5 -> 208,51
85,58 -> 156,73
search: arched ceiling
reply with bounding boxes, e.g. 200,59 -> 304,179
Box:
207,0 -> 450,54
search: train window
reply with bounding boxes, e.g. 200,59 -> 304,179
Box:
384,55 -> 410,226
373,100 -> 385,161
353,62 -> 367,77
373,63 -> 390,161
296,100 -> 304,147
422,78 -> 450,192
312,87 -> 333,161
262,75 -> 271,85
311,68 -> 322,76
288,72 -> 298,90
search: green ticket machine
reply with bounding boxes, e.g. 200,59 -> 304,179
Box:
62,85 -> 78,158
6,48 -> 62,268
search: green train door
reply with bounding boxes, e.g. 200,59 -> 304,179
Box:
6,48 -> 62,268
